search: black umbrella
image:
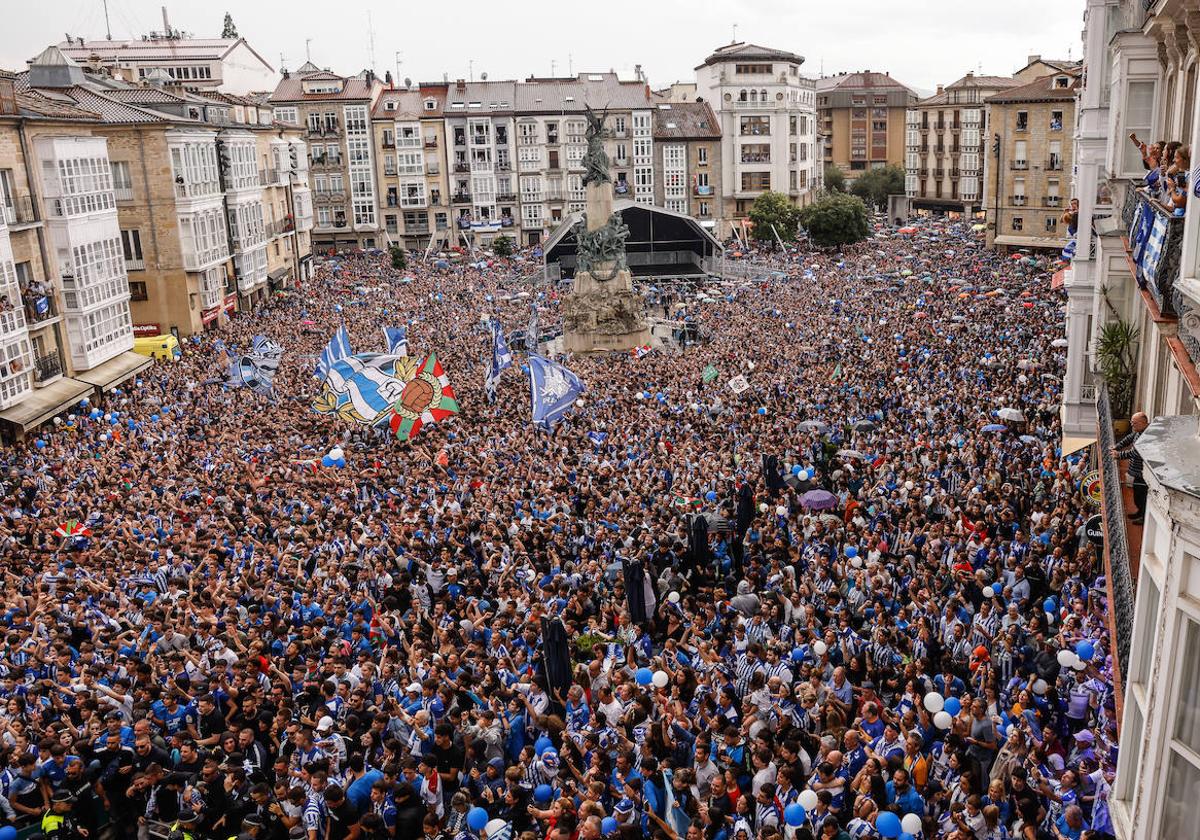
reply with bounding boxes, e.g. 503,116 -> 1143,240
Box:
622,557 -> 654,625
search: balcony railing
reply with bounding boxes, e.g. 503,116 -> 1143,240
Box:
384,166 -> 397,176
125,257 -> 145,271
260,168 -> 282,185
452,192 -> 471,203
113,186 -> 134,201
933,168 -> 945,178
1010,195 -> 1027,206
1009,160 -> 1028,170
496,193 -> 516,203
1045,158 -> 1064,171
1096,383 -> 1135,687
1043,196 -> 1062,208
406,224 -> 430,235
314,190 -> 347,203
733,100 -> 777,109
694,185 -> 713,196
2,196 -> 39,228
424,137 -> 438,148
740,153 -> 771,163
33,349 -> 63,384
453,163 -> 470,173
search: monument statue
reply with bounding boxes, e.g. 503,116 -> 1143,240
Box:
561,106 -> 650,354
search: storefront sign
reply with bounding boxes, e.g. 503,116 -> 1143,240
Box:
132,323 -> 161,338
1085,514 -> 1105,548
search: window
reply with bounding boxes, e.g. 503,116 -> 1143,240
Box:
698,201 -> 710,218
1015,111 -> 1028,131
110,161 -> 132,197
1050,110 -> 1063,131
1011,217 -> 1023,231
120,229 -> 143,263
734,63 -> 772,75
1123,80 -> 1156,174
1048,140 -> 1063,170
385,215 -> 398,234
697,147 -> 708,166
614,116 -> 626,134
739,116 -> 770,136
273,107 -> 299,125
1013,140 -> 1027,167
128,281 -> 148,301
1044,217 -> 1057,232
740,172 -> 771,192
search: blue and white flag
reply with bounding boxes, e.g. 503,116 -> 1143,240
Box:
314,353 -> 415,426
525,301 -> 538,353
383,325 -> 408,356
1140,212 -> 1169,286
528,354 -> 583,429
484,318 -> 513,403
227,335 -> 283,398
315,326 -> 353,381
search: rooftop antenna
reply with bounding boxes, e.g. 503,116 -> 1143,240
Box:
102,0 -> 112,39
367,10 -> 377,73
568,53 -> 573,76
550,59 -> 556,76
305,39 -> 312,62
732,23 -> 738,43
469,59 -> 474,82
395,51 -> 403,88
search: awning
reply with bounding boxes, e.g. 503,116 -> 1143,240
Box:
993,235 -> 1068,249
268,267 -> 291,282
73,351 -> 153,393
0,377 -> 93,432
1051,269 -> 1066,289
1062,433 -> 1097,456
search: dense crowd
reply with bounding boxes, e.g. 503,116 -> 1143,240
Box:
0,218 -> 1116,840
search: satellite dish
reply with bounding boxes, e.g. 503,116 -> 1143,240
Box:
404,76 -> 412,89
481,72 -> 488,80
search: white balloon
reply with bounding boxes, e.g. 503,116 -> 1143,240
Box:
851,557 -> 863,568
652,670 -> 669,689
798,789 -> 819,812
329,446 -> 345,461
1072,659 -> 1087,671
1033,679 -> 1048,695
813,640 -> 828,656
934,710 -> 953,729
923,692 -> 944,713
904,480 -> 914,491
667,591 -> 681,604
983,585 -> 995,598
901,813 -> 923,835
484,819 -> 508,837
1056,649 -> 1076,668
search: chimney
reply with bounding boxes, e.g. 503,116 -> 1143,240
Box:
0,77 -> 16,116
385,70 -> 393,88
1027,54 -> 1040,65
282,68 -> 289,79
634,63 -> 643,82
936,84 -> 943,95
456,78 -> 466,91
161,5 -> 171,35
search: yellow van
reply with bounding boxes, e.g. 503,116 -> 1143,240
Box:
133,334 -> 182,362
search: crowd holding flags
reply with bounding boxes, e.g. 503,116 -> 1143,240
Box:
528,354 -> 584,430
386,353 -> 459,441
314,325 -> 352,381
227,335 -> 284,399
525,300 -> 539,353
383,325 -> 408,356
484,317 -> 513,403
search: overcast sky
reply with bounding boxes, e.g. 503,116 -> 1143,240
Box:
6,1 -> 1082,94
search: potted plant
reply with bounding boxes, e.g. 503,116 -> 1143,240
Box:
1096,318 -> 1138,434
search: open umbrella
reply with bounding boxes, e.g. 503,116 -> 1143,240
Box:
997,408 -> 1026,422
801,489 -> 838,510
852,420 -> 877,432
1051,338 -> 1069,348
837,449 -> 867,460
981,424 -> 1007,433
798,420 -> 828,433
1019,435 -> 1041,445
54,519 -> 91,538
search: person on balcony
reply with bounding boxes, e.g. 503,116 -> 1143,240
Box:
1060,199 -> 1079,237
1111,412 -> 1149,525
1166,144 -> 1189,214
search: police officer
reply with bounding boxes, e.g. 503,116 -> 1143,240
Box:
229,812 -> 265,840
169,809 -> 201,840
42,790 -> 87,840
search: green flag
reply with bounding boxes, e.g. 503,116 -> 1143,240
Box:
831,363 -> 842,381
702,364 -> 719,383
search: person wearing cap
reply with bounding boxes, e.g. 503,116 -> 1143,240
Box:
231,812 -> 265,840
169,809 -> 201,840
43,789 -> 85,840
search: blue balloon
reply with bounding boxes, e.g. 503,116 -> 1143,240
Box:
791,648 -> 805,662
0,825 -> 17,840
792,465 -> 803,476
635,667 -> 653,686
34,439 -> 45,449
79,397 -> 89,407
901,834 -> 915,840
601,817 -> 618,835
1076,640 -> 1095,661
321,456 -> 335,467
705,490 -> 717,502
845,545 -> 858,558
784,803 -> 806,827
757,406 -> 767,415
876,811 -> 902,838
333,458 -> 346,468
127,420 -> 136,429
535,736 -> 553,756
466,807 -> 489,832
944,696 -> 962,716
534,783 -> 553,803
150,414 -> 160,423
1044,597 -> 1057,613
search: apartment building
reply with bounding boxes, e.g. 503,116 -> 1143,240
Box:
981,69 -> 1080,252
373,86 -> 450,252
1058,5 -> 1200,840
905,73 -> 1020,215
57,32 -> 275,94
442,79 -> 518,247
694,42 -> 821,238
651,101 -> 722,231
0,61 -> 148,439
270,63 -> 384,253
816,71 -> 916,180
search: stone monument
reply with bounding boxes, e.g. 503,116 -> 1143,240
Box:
562,106 -> 650,354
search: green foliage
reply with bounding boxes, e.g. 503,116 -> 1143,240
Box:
849,164 -> 906,209
221,12 -> 238,38
1097,319 -> 1139,418
823,165 -> 847,194
491,235 -> 514,258
748,191 -> 801,241
798,193 -> 871,249
389,244 -> 406,270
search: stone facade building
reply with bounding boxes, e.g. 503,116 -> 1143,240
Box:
651,101 -> 722,232
816,71 -> 916,182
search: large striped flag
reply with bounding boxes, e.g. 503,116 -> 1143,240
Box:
387,353 -> 459,441
383,325 -> 408,356
315,326 -> 352,381
312,353 -> 418,426
228,335 -> 283,398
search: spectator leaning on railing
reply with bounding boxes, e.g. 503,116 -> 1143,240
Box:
1112,411 -> 1150,525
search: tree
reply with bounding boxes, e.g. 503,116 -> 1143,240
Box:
389,244 -> 406,270
747,191 -> 801,242
823,165 -> 847,194
798,193 -> 870,249
221,13 -> 238,38
491,235 -> 514,258
849,164 -> 906,209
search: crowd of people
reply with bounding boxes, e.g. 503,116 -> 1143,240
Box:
0,217 -> 1117,840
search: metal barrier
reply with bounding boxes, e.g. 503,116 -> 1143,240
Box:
1097,383 -> 1136,685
